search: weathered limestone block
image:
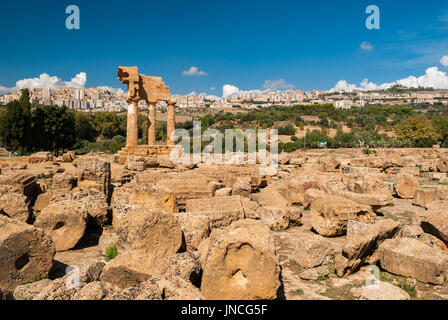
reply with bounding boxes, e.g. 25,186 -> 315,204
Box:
100,250 -> 200,290
34,201 -> 88,251
310,196 -> 375,237
76,157 -> 111,199
28,152 -> 53,164
421,210 -> 448,247
378,238 -> 448,285
109,275 -> 204,300
335,219 -> 400,276
0,185 -> 30,222
175,212 -> 210,251
116,207 -> 183,255
33,192 -> 52,213
413,189 -> 437,208
294,233 -> 336,268
351,281 -> 410,300
185,196 -> 246,229
51,173 -> 76,192
394,174 -> 420,199
437,158 -> 448,173
62,151 -> 75,163
72,281 -> 121,300
0,216 -> 55,292
51,188 -> 109,226
0,172 -> 40,199
13,279 -> 53,300
200,219 -> 280,300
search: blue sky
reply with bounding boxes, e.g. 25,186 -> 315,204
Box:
1,0 -> 448,95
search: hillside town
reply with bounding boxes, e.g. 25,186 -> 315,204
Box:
1,87 -> 448,112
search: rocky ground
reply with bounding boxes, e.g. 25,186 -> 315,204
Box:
1,147 -> 448,300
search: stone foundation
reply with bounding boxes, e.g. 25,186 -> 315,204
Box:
117,145 -> 175,164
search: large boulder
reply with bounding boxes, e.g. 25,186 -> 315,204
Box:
0,172 -> 40,199
51,188 -> 109,226
351,281 -> 410,300
51,173 -> 76,192
335,219 -> 400,276
110,275 -> 204,300
34,200 -> 88,251
76,157 -> 111,199
0,185 -> 30,222
413,189 -> 437,208
310,196 -> 376,237
294,233 -> 336,268
111,183 -> 175,228
437,158 -> 448,173
378,238 -> 448,285
0,216 -> 55,292
175,212 -> 210,251
200,219 -> 280,300
100,251 -> 201,290
185,196 -> 246,229
28,152 -> 53,164
116,207 -> 183,255
394,174 -> 420,199
421,210 -> 448,247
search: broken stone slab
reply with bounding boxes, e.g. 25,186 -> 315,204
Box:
378,238 -> 448,285
116,207 -> 183,255
335,219 -> 400,276
310,196 -> 376,237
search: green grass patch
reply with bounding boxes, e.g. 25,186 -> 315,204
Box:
294,288 -> 304,295
105,244 -> 118,261
19,274 -> 47,285
35,172 -> 54,179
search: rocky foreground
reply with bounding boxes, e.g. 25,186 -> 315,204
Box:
2,148 -> 448,300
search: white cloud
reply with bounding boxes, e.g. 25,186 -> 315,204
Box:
222,84 -> 240,98
0,72 -> 88,96
331,66 -> 448,92
16,72 -> 86,89
182,66 -> 207,77
210,86 -> 216,91
188,91 -> 197,96
360,41 -> 373,51
262,79 -> 294,90
441,55 -> 448,67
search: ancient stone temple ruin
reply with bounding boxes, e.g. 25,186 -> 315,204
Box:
116,66 -> 176,163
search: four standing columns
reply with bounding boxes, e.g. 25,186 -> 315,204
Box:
126,101 -> 139,147
127,100 -> 176,147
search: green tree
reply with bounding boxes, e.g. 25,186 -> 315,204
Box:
0,89 -> 32,154
433,115 -> 448,147
395,115 -> 439,147
31,105 -> 76,155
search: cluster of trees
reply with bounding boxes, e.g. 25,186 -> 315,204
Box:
0,89 -> 166,155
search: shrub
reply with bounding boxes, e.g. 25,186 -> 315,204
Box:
105,244 -> 118,261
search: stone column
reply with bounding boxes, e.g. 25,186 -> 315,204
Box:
126,101 -> 139,147
167,101 -> 176,146
148,103 -> 157,145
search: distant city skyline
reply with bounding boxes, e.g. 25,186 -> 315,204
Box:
1,0 -> 448,96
